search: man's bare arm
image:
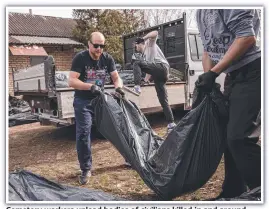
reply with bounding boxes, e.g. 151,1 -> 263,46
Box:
143,30 -> 158,40
211,36 -> 256,74
68,71 -> 93,90
110,71 -> 123,88
202,51 -> 215,72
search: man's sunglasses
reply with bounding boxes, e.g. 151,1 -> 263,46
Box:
90,42 -> 105,49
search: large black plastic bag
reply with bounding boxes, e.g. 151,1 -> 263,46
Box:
93,85 -> 228,200
9,170 -> 125,201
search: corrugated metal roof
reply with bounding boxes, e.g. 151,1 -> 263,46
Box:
9,36 -> 20,44
9,36 -> 83,45
9,12 -> 77,38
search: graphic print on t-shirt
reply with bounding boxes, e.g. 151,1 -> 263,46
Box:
85,65 -> 107,87
202,10 -> 233,65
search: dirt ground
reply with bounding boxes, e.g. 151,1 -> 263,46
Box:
8,111 -> 224,201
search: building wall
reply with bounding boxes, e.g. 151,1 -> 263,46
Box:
8,55 -> 30,96
44,45 -> 76,71
8,45 -> 81,95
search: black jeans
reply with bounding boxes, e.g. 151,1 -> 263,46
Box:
221,58 -> 261,196
133,60 -> 174,123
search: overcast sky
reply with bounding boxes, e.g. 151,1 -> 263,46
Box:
7,7 -> 73,18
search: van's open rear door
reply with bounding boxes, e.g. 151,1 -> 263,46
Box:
185,31 -> 226,109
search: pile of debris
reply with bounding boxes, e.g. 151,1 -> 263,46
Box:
9,95 -> 37,127
118,68 -> 184,85
169,68 -> 185,81
118,70 -> 135,84
55,71 -> 69,88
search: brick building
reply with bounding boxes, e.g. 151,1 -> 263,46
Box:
8,12 -> 84,95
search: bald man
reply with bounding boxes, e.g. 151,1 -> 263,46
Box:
69,32 -> 125,185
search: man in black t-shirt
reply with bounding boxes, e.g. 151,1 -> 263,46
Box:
69,32 -> 125,185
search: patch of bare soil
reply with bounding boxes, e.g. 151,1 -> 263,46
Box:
9,111 -> 224,201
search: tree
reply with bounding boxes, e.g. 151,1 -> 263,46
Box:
72,9 -> 144,63
142,9 -> 182,27
141,9 -> 197,28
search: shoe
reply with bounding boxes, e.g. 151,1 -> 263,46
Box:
78,170 -> 91,185
123,85 -> 141,96
167,122 -> 176,134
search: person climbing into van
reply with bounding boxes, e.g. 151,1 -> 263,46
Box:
128,31 -> 176,133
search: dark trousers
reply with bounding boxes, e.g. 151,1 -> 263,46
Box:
133,60 -> 174,123
221,58 -> 261,196
73,97 -> 94,172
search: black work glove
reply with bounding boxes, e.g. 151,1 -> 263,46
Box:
115,87 -> 125,96
195,70 -> 219,92
90,85 -> 102,95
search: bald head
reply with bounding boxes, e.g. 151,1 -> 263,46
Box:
89,32 -> 105,43
88,32 -> 106,60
